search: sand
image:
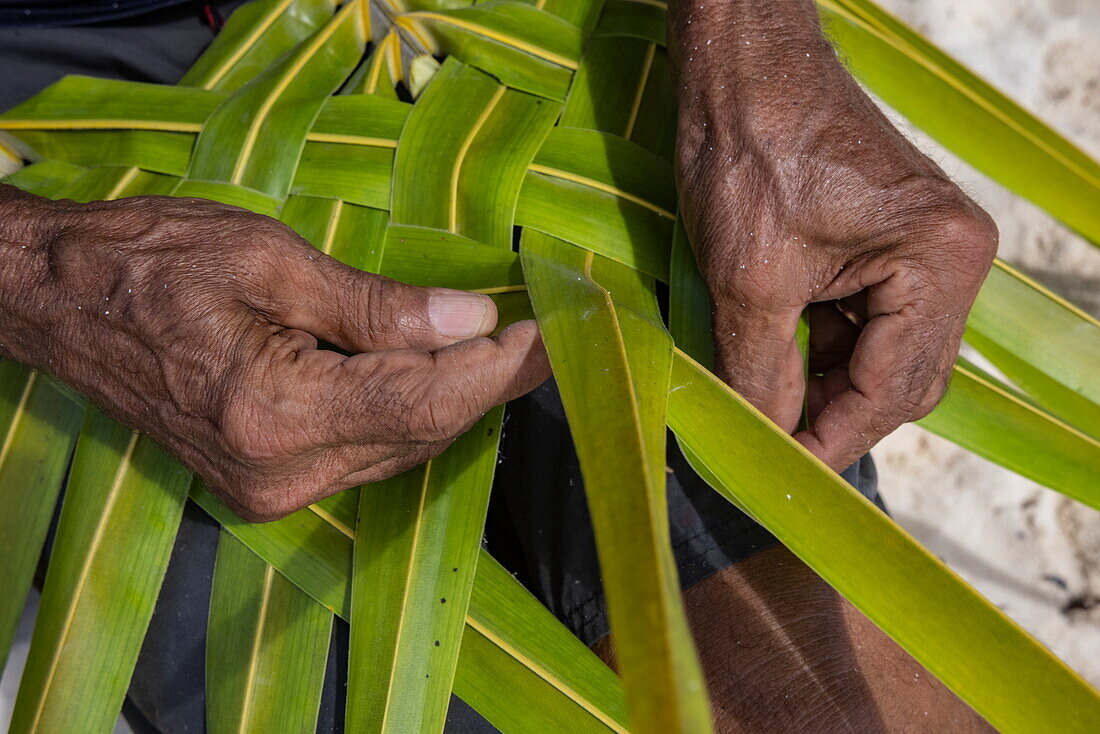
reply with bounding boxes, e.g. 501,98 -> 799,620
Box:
871,0 -> 1100,687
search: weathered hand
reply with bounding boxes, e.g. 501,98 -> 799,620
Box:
671,0 -> 997,470
0,189 -> 549,520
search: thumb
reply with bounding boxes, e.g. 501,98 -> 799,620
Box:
711,296 -> 806,433
275,256 -> 498,352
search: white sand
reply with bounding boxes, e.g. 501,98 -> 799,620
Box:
2,2 -> 1098,728
870,0 -> 1100,687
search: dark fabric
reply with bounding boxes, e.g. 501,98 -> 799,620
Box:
128,501 -> 495,734
0,1 -> 199,28
125,385 -> 879,734
127,502 -> 218,734
490,380 -> 880,646
4,8 -> 883,734
0,1 -> 241,112
128,389 -> 879,734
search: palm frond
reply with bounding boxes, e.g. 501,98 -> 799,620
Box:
1,0 -> 1098,731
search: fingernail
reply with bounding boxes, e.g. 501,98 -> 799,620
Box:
429,292 -> 493,338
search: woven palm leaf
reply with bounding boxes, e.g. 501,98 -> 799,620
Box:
1,0 -> 1099,732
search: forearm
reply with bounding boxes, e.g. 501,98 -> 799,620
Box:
668,0 -> 860,154
0,184 -> 63,368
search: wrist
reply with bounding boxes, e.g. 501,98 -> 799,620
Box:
0,185 -> 68,367
671,0 -> 854,159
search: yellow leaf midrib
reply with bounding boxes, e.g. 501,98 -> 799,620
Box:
304,495 -> 624,731
377,461 -> 432,733
450,85 -> 507,233
0,372 -> 36,475
308,502 -> 353,537
527,164 -> 675,220
229,0 -> 362,185
321,199 -> 343,255
623,43 -> 656,141
237,563 -> 276,734
816,0 -> 1100,192
0,119 -> 203,132
26,430 -> 141,733
201,0 -> 299,90
306,132 -> 397,148
401,12 -> 579,70
105,167 -> 140,200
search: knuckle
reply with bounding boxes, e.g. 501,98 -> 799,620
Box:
931,206 -> 999,263
892,388 -> 926,420
912,392 -> 944,421
351,355 -> 434,437
226,461 -> 335,523
358,275 -> 431,345
238,216 -> 309,270
360,274 -> 399,343
882,176 -> 994,236
885,175 -> 962,215
864,410 -> 902,443
247,215 -> 295,248
406,398 -> 463,443
880,365 -> 941,424
707,253 -> 804,313
888,182 -> 998,271
912,374 -> 951,421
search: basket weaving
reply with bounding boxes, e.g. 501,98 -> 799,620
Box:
1,1 -> 1099,732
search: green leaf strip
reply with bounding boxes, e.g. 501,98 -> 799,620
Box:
20,430 -> 140,731
206,531 -> 331,734
523,232 -> 711,734
959,254 -> 1100,448
182,0 -> 337,92
0,367 -> 82,671
668,349 -> 1100,734
192,484 -> 629,733
10,412 -> 191,734
918,362 -> 1100,511
817,0 -> 1100,244
348,411 -> 502,733
402,9 -> 581,70
187,0 -> 366,197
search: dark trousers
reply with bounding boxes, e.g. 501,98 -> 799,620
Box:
1,8 -> 880,732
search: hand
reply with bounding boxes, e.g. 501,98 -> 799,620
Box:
670,0 -> 997,470
0,190 -> 549,521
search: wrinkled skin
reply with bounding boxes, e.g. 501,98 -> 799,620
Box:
0,190 -> 549,521
671,0 -> 998,470
590,1 -> 999,730
596,545 -> 996,733
0,1 -> 1001,729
